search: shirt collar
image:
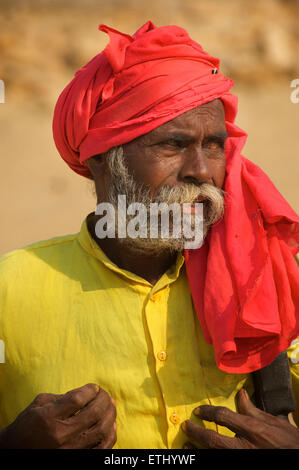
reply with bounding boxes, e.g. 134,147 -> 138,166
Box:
78,214 -> 186,287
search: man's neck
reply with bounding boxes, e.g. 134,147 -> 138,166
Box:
87,215 -> 178,285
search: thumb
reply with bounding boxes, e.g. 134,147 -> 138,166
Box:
237,389 -> 286,427
31,393 -> 61,408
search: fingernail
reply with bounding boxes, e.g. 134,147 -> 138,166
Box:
193,407 -> 200,416
242,388 -> 249,399
181,421 -> 187,432
94,385 -> 100,393
183,443 -> 192,449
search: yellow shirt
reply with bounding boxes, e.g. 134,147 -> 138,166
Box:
0,216 -> 298,449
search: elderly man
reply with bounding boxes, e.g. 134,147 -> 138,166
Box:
0,22 -> 299,449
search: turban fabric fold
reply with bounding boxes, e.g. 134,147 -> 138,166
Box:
53,21 -> 299,373
53,21 -> 232,177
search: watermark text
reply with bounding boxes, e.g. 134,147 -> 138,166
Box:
290,79 -> 299,104
0,80 -> 5,103
94,195 -> 204,250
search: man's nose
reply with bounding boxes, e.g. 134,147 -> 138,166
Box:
178,145 -> 214,185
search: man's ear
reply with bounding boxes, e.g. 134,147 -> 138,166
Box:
87,154 -> 107,179
86,154 -> 110,205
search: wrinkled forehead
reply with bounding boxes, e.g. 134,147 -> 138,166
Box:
137,99 -> 227,143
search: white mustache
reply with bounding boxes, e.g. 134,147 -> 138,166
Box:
103,145 -> 225,254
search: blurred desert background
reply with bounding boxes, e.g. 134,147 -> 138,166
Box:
0,0 -> 298,255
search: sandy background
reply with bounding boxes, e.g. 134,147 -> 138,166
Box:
0,0 -> 298,255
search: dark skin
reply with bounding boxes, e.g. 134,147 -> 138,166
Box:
87,99 -> 299,449
1,100 -> 298,448
88,99 -> 227,285
182,389 -> 299,449
0,384 -> 116,449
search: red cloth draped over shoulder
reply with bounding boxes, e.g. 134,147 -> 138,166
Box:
52,21 -> 299,373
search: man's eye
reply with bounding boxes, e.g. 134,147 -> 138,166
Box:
163,139 -> 186,149
205,141 -> 225,150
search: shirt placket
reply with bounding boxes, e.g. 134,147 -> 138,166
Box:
144,283 -> 182,448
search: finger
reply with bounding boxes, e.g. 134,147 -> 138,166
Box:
31,393 -> 61,408
182,420 -> 255,449
45,383 -> 100,419
237,389 -> 292,428
193,404 -> 260,439
92,423 -> 117,449
183,441 -> 197,449
65,414 -> 117,450
59,391 -> 116,447
67,388 -> 114,428
111,397 -> 116,407
91,421 -> 117,449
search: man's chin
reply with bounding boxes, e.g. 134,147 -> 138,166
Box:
115,228 -> 210,256
116,236 -> 185,256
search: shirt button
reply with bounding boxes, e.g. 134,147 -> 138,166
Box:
157,351 -> 167,361
169,413 -> 180,425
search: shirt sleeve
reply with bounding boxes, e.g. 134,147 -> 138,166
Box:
290,255 -> 299,424
288,341 -> 299,426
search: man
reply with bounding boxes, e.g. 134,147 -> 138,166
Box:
0,21 -> 299,449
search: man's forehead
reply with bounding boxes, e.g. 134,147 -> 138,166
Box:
143,99 -> 226,140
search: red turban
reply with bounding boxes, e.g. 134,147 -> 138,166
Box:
53,21 -> 299,373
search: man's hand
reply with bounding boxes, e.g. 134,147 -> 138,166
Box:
182,389 -> 299,449
0,383 -> 117,449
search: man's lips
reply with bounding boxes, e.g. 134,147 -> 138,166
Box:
181,198 -> 206,215
193,196 -> 206,203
